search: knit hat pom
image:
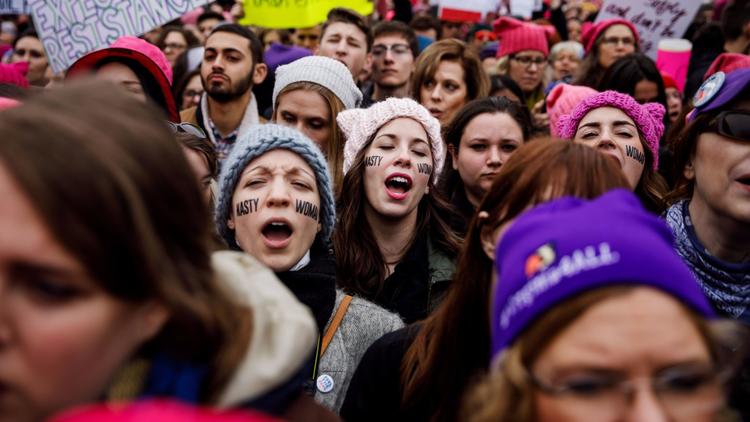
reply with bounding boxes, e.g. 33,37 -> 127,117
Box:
338,97 -> 445,185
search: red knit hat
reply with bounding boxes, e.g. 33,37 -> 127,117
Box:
493,17 -> 551,58
0,62 -> 29,89
661,72 -> 679,92
704,53 -> 750,81
580,19 -> 639,54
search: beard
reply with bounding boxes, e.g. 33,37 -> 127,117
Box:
203,69 -> 254,103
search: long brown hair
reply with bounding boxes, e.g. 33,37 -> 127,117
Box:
399,139 -> 630,421
0,80 -> 250,402
273,81 -> 347,195
334,130 -> 460,300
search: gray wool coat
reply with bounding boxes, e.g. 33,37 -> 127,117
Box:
314,290 -> 405,412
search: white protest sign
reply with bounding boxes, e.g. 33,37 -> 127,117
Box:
595,0 -> 702,59
29,0 -> 207,73
439,0 -> 499,22
0,0 -> 28,14
510,0 -> 534,19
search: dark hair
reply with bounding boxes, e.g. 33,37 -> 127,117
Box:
93,56 -> 170,120
197,11 -> 225,25
156,26 -> 200,52
721,0 -> 750,41
0,80 -> 251,401
489,74 -> 526,104
322,7 -> 373,51
411,39 -> 490,103
208,23 -> 264,68
400,139 -> 630,421
598,53 -> 668,111
440,97 -> 532,204
574,25 -> 639,88
173,68 -> 201,110
334,131 -> 460,300
12,28 -> 37,49
373,20 -> 419,58
175,131 -> 218,180
410,15 -> 442,40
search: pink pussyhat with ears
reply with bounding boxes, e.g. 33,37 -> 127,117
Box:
556,90 -> 665,169
546,83 -> 598,137
493,17 -> 553,58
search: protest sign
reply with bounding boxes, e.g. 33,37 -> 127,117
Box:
439,0 -> 498,22
29,0 -> 207,73
509,0 -> 534,19
240,0 -> 373,29
595,0 -> 702,59
0,0 -> 28,14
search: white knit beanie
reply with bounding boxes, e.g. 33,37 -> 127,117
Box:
337,97 -> 445,185
272,56 -> 363,110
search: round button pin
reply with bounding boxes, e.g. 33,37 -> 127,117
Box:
693,71 -> 725,108
316,374 -> 335,393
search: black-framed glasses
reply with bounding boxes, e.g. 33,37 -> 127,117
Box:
167,121 -> 206,138
510,55 -> 546,67
712,110 -> 750,141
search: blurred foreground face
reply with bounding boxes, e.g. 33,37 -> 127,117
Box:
532,288 -> 722,422
96,62 -> 147,103
0,163 -> 163,422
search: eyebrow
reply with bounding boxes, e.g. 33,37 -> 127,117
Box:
243,165 -> 315,179
579,120 -> 636,130
375,132 -> 429,145
205,47 -> 244,56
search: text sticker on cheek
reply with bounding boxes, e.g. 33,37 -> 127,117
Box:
417,163 -> 433,175
295,199 -> 319,221
625,145 -> 645,165
364,156 -> 383,167
236,198 -> 259,217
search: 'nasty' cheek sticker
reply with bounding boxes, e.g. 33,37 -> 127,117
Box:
365,156 -> 383,167
417,163 -> 433,175
236,198 -> 259,216
625,145 -> 645,165
295,199 -> 319,221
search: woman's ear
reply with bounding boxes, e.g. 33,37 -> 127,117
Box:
683,159 -> 695,181
227,215 -> 235,230
477,211 -> 496,260
137,301 -> 170,343
448,144 -> 459,170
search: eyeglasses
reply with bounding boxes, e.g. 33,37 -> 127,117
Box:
371,44 -> 412,57
712,110 -> 750,141
529,363 -> 730,419
510,55 -> 546,67
601,36 -> 635,46
183,89 -> 203,98
167,121 -> 206,138
164,43 -> 187,51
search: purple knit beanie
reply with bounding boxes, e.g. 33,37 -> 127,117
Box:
556,90 -> 665,169
490,189 -> 715,358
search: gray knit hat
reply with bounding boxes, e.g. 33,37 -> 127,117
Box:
272,56 -> 363,110
215,124 -> 336,249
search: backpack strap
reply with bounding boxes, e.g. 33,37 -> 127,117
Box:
321,295 -> 353,356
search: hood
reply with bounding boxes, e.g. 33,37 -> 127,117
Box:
210,251 -> 317,408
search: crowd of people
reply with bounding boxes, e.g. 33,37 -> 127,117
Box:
0,0 -> 749,420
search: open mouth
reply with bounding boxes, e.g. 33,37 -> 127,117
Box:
428,108 -> 442,117
262,221 -> 293,247
738,176 -> 750,187
385,174 -> 412,200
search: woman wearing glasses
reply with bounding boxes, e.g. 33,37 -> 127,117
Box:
464,190 -> 740,422
411,39 -> 490,127
493,17 -> 551,113
575,19 -> 640,89
666,68 -> 750,324
156,26 -> 200,67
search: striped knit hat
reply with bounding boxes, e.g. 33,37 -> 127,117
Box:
215,124 -> 336,248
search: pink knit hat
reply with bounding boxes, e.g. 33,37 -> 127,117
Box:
337,97 -> 445,185
547,83 -> 598,137
0,62 -> 29,88
556,91 -> 665,169
493,17 -> 551,58
580,19 -> 639,54
49,400 -> 280,422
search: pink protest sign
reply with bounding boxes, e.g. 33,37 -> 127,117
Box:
656,39 -> 691,92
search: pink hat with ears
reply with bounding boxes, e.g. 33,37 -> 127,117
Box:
556,90 -> 665,169
493,17 -> 552,57
0,62 -> 29,88
580,19 -> 639,54
547,83 -> 599,137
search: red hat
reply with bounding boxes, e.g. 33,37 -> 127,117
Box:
661,72 -> 679,92
0,62 -> 29,89
580,19 -> 639,54
493,17 -> 551,58
66,36 -> 178,122
704,53 -> 750,81
49,400 -> 281,422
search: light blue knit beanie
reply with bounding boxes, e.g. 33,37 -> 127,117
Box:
215,124 -> 335,249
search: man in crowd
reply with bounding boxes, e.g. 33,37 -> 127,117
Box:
362,21 -> 417,106
410,15 -> 441,42
197,11 -> 225,42
293,25 -> 322,51
181,24 -> 267,160
316,8 -> 372,81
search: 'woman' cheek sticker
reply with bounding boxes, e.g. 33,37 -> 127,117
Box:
417,163 -> 433,175
295,199 -> 319,221
625,145 -> 645,165
236,198 -> 259,216
364,156 -> 383,167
